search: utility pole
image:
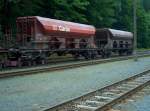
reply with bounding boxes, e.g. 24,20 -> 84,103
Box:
133,0 -> 138,61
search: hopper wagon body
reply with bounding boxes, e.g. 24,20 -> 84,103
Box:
16,16 -> 95,50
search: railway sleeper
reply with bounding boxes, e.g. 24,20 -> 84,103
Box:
134,78 -> 150,83
133,80 -> 146,84
76,104 -> 97,111
93,96 -> 114,103
74,98 -> 110,110
102,92 -> 119,98
125,81 -> 142,85
116,85 -> 134,91
85,100 -> 105,107
119,84 -> 139,88
106,90 -> 124,95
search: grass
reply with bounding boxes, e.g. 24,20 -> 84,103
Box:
137,48 -> 150,51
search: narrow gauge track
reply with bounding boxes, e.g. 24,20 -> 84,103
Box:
44,70 -> 150,111
0,53 -> 150,78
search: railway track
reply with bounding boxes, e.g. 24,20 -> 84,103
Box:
110,83 -> 150,111
0,53 -> 150,78
44,70 -> 150,111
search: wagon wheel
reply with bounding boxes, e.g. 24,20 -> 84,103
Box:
49,37 -> 61,49
79,39 -> 87,49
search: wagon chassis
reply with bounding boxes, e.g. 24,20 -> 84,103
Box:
0,47 -> 133,67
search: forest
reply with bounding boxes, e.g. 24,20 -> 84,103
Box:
0,0 -> 150,48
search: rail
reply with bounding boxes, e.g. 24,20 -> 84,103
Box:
0,53 -> 150,78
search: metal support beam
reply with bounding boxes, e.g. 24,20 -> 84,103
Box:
133,0 -> 138,61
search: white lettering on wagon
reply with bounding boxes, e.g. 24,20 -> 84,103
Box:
58,26 -> 70,32
52,25 -> 70,32
52,25 -> 58,30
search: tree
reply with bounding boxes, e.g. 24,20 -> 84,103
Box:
113,0 -> 150,48
0,0 -> 150,48
39,0 -> 89,23
113,0 -> 133,31
0,0 -> 42,26
87,0 -> 117,27
137,4 -> 150,48
143,0 -> 150,11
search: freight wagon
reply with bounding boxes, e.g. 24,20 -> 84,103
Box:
0,16 -> 133,67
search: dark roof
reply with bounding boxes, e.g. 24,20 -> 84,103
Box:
97,28 -> 133,39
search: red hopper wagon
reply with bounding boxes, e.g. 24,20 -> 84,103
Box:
14,16 -> 96,65
16,16 -> 96,50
